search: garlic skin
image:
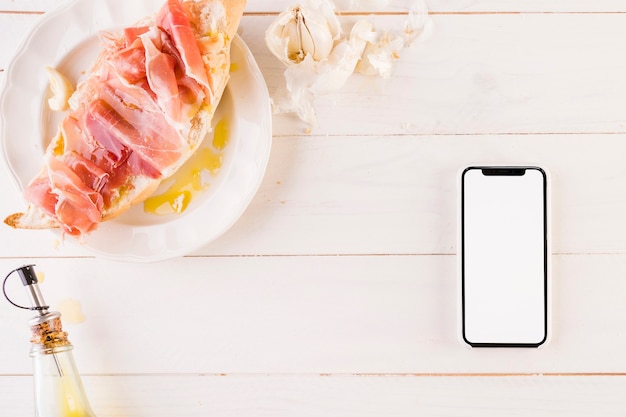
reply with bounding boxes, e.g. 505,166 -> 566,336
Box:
356,0 -> 430,78
45,66 -> 75,111
356,32 -> 405,79
265,0 -> 341,66
403,1 -> 430,47
271,55 -> 318,125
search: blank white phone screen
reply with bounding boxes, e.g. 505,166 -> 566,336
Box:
462,167 -> 547,346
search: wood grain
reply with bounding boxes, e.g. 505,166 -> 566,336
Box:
4,13 -> 626,138
1,255 -> 625,376
3,374 -> 626,416
2,134 -> 626,258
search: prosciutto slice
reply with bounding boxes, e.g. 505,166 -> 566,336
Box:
24,156 -> 103,236
109,37 -> 147,85
142,29 -> 183,125
21,0 -> 218,236
157,0 -> 212,95
61,152 -> 109,193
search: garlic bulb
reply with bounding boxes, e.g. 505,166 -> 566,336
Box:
265,0 -> 341,66
271,20 -> 373,125
267,0 -> 430,126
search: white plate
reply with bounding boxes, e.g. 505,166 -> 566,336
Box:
0,0 -> 272,262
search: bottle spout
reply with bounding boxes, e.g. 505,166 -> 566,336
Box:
3,264 -> 50,315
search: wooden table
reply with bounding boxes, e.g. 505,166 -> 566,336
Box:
2,0 -> 626,415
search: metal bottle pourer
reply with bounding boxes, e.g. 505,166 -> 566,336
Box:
3,264 -> 49,313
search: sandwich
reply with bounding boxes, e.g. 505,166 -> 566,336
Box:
4,0 -> 246,236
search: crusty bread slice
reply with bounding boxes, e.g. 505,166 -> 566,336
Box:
5,0 -> 246,234
5,206 -> 59,230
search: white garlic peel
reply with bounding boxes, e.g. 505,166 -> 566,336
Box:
403,0 -> 430,47
271,56 -> 318,125
45,66 -> 75,112
266,0 -> 429,126
356,32 -> 405,79
356,0 -> 429,78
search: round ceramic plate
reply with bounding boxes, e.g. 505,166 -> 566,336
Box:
0,0 -> 272,262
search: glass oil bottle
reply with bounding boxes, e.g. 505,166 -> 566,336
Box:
3,265 -> 97,417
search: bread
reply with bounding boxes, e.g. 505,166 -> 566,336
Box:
4,0 -> 246,236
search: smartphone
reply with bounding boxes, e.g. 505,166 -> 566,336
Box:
460,166 -> 549,347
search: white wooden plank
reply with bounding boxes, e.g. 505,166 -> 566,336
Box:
2,374 -> 626,417
194,134 -> 626,257
0,254 -> 625,375
5,12 -> 626,138
3,13 -> 626,137
2,134 -> 625,258
263,13 -> 626,137
209,12 -> 626,136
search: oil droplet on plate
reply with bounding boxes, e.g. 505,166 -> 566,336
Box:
57,299 -> 85,324
212,118 -> 229,150
230,62 -> 239,72
144,117 -> 230,215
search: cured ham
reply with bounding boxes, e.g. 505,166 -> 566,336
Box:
7,0 -> 246,237
61,152 -> 109,194
24,156 -> 104,235
142,28 -> 184,125
157,0 -> 212,95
